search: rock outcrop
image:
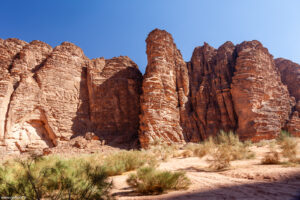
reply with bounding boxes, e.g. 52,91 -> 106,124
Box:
140,29 -> 296,146
139,29 -> 189,147
231,41 -> 294,141
87,56 -> 142,146
0,29 -> 299,153
184,42 -> 237,142
275,58 -> 300,136
0,39 -> 142,154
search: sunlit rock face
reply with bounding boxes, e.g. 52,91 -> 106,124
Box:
231,41 -> 294,141
0,39 -> 143,154
139,29 -> 296,147
139,29 -> 189,147
0,29 -> 299,153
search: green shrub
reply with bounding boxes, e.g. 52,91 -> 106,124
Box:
126,167 -> 190,195
0,156 -> 112,200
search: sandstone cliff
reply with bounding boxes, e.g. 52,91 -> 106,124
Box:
87,56 -> 142,145
275,58 -> 300,136
0,29 -> 299,154
0,39 -> 142,154
140,29 -> 296,146
139,29 -> 189,146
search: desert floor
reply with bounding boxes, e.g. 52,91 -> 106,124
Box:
111,142 -> 300,200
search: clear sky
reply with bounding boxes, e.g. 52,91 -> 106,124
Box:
1,0 -> 299,73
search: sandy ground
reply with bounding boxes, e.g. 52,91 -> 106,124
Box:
111,143 -> 300,200
1,139 -> 300,199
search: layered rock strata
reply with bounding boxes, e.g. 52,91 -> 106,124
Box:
0,38 -> 142,153
140,29 -> 295,146
231,41 -> 294,141
139,29 -> 189,146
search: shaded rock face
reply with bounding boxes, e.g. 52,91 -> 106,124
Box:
184,42 -> 237,142
275,58 -> 300,136
87,56 -> 142,145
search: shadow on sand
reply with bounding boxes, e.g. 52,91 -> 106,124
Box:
113,172 -> 300,200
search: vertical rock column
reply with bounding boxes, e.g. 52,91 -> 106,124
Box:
139,29 -> 189,147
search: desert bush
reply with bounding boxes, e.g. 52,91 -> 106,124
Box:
215,131 -> 255,161
216,131 -> 240,146
126,167 -> 190,195
147,139 -> 179,161
102,150 -> 157,176
280,136 -> 298,163
261,151 -> 280,165
183,137 -> 215,158
0,156 -> 112,200
207,144 -> 231,170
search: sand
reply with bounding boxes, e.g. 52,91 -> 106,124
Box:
112,142 -> 300,200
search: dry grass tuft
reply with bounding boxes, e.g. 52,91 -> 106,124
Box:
261,151 -> 280,165
207,144 -> 231,170
103,150 -> 158,176
146,139 -> 180,161
126,167 -> 190,195
279,133 -> 298,163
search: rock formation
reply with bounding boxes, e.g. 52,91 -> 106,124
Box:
275,58 -> 300,136
0,29 -> 299,153
140,29 -> 296,146
0,39 -> 142,154
231,41 -> 294,141
184,41 -> 237,142
87,56 -> 142,145
139,29 -> 189,146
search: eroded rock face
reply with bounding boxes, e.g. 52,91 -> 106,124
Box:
140,29 -> 296,146
0,39 -> 143,154
139,29 -> 189,147
275,58 -> 300,136
231,41 -> 294,141
0,38 -> 27,149
36,42 -> 90,140
184,42 -> 237,141
87,56 -> 142,145
1,29 -> 299,153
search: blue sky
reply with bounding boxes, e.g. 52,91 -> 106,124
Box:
1,0 -> 299,73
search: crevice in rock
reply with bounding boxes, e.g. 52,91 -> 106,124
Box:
4,80 -> 20,139
7,53 -> 21,74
